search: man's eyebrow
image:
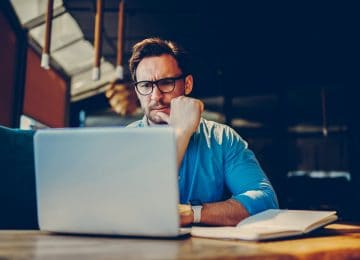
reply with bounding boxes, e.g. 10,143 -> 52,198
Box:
137,76 -> 178,82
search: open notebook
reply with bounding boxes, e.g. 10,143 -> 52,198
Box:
191,209 -> 338,241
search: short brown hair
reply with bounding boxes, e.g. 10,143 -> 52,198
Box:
129,38 -> 190,81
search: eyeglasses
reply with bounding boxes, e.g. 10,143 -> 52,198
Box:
133,74 -> 186,96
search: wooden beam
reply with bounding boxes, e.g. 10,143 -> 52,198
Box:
92,0 -> 103,80
115,0 -> 125,79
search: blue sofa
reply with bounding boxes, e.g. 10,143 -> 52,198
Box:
0,126 -> 38,229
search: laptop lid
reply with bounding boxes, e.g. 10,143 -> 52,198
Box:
34,127 -> 183,237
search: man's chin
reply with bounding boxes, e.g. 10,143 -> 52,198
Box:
147,115 -> 168,125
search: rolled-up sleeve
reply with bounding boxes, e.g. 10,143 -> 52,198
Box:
223,128 -> 279,215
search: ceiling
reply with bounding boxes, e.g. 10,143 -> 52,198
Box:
64,0 -> 358,127
10,0 -> 359,128
64,0 -> 360,88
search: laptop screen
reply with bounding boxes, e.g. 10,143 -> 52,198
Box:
34,127 -> 182,237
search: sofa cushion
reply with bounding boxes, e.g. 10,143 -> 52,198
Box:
0,126 -> 38,229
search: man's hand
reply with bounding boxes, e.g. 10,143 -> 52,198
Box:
178,204 -> 193,227
157,96 -> 204,135
156,96 -> 204,167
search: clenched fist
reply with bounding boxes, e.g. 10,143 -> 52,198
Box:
156,96 -> 204,135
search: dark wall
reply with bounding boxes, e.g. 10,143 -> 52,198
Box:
65,0 -> 360,96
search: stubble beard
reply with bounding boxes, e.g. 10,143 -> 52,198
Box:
145,101 -> 170,125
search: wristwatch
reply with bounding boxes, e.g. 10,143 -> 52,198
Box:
190,199 -> 203,224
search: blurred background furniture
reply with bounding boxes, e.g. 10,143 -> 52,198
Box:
0,126 -> 38,229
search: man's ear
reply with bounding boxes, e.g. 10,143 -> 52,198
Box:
184,75 -> 193,95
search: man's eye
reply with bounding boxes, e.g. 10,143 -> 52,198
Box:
138,82 -> 152,88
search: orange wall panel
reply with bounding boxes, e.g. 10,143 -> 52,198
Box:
23,48 -> 69,127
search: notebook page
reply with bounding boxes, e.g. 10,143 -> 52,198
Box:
237,209 -> 337,231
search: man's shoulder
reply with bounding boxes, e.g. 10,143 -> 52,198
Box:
199,118 -> 247,146
199,118 -> 234,133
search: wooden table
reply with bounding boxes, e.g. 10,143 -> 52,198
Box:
1,223 -> 359,259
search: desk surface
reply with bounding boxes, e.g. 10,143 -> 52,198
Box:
1,223 -> 359,259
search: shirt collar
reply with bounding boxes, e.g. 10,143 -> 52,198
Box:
141,115 -> 150,127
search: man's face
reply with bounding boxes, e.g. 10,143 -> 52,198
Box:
135,54 -> 192,125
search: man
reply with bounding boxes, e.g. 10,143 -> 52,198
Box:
125,38 -> 278,226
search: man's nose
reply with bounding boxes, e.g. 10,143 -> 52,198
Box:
150,85 -> 163,101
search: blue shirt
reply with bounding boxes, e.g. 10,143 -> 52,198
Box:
127,117 -> 278,215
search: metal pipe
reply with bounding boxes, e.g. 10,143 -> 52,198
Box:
41,0 -> 54,69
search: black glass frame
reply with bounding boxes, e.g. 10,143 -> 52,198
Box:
133,74 -> 186,96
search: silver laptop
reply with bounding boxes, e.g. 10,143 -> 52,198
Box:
34,127 -> 189,237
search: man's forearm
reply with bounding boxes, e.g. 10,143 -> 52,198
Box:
175,128 -> 192,168
155,96 -> 202,168
201,199 -> 249,226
